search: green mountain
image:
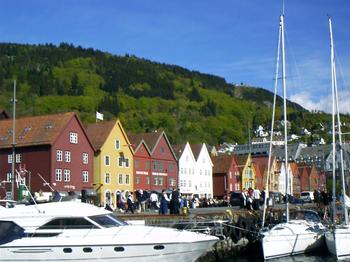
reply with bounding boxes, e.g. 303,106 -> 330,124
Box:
0,43 -> 342,145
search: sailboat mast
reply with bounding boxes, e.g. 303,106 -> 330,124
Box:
11,80 -> 16,200
280,14 -> 289,222
329,17 -> 349,224
329,17 -> 337,224
262,22 -> 282,227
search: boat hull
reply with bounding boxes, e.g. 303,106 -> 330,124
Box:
325,225 -> 350,260
0,239 -> 217,262
262,221 -> 325,260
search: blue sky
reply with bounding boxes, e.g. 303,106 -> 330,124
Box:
1,1 -> 350,113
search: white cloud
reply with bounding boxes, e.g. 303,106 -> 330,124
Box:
290,90 -> 350,114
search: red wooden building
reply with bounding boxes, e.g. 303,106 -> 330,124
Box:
0,112 -> 95,200
212,154 -> 241,198
128,131 -> 178,192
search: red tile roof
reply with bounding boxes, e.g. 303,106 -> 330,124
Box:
212,154 -> 235,173
0,112 -> 78,149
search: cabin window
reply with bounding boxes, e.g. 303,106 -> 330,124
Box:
154,245 -> 165,250
114,247 -> 125,252
69,132 -> 78,144
83,247 -> 92,253
39,218 -> 97,230
0,221 -> 25,245
63,248 -> 72,253
56,150 -> 63,162
89,214 -> 127,228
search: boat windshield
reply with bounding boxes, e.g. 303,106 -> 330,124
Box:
291,210 -> 321,222
89,214 -> 127,228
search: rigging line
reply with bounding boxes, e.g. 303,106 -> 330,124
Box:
334,50 -> 350,96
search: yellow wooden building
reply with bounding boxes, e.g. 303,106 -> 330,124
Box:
86,119 -> 134,207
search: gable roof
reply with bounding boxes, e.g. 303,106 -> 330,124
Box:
172,144 -> 186,159
212,154 -> 235,174
128,131 -> 177,160
233,154 -> 249,173
0,112 -> 85,149
86,120 -> 116,150
190,144 -> 203,160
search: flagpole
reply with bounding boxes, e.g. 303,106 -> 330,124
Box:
11,80 -> 17,200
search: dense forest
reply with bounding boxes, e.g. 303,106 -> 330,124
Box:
0,43 -> 347,145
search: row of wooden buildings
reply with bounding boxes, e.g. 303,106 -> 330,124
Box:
0,111 -> 333,206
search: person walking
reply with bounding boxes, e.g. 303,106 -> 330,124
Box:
125,192 -> 135,214
159,190 -> 170,215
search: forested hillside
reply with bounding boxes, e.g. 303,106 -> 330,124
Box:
0,43 -> 344,145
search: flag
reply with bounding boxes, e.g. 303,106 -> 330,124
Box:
96,111 -> 104,121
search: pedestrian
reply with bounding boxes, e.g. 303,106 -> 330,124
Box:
159,189 -> 170,215
253,188 -> 261,210
170,188 -> 180,214
150,191 -> 159,210
240,188 -> 247,209
125,192 -> 135,214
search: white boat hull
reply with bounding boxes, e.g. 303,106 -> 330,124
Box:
325,225 -> 350,260
0,239 -> 217,262
262,220 -> 325,260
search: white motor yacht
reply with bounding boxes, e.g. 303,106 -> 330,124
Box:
0,201 -> 218,262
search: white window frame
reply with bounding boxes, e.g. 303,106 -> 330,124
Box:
105,173 -> 110,184
125,158 -> 129,168
125,174 -> 130,185
15,154 -> 22,163
118,157 -> 123,167
115,139 -> 120,149
105,155 -> 110,166
6,172 -> 12,182
64,169 -> 70,182
118,174 -> 123,185
82,153 -> 88,164
7,154 -> 13,164
55,169 -> 62,181
69,132 -> 78,144
64,151 -> 71,163
56,150 -> 63,162
82,171 -> 88,182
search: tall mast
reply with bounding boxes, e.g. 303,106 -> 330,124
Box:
329,17 -> 348,224
281,14 -> 289,222
262,21 -> 282,227
11,80 -> 16,200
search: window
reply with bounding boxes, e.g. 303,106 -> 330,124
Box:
169,163 -> 174,172
118,174 -> 123,184
146,177 -> 150,185
158,177 -> 163,186
125,174 -> 130,185
105,156 -> 110,166
160,147 -> 165,153
55,169 -> 62,181
69,132 -> 78,144
189,180 -> 192,187
64,151 -> 71,163
39,218 -> 97,230
115,139 -> 120,149
135,160 -> 140,169
118,157 -> 123,167
6,172 -> 12,182
105,173 -> 110,184
125,158 -> 129,168
56,150 -> 63,162
64,169 -> 70,182
82,171 -> 88,182
146,160 -> 150,170
7,154 -> 12,164
169,178 -> 176,187
135,176 -> 140,185
154,177 -> 158,186
82,153 -> 88,164
15,154 -> 22,163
